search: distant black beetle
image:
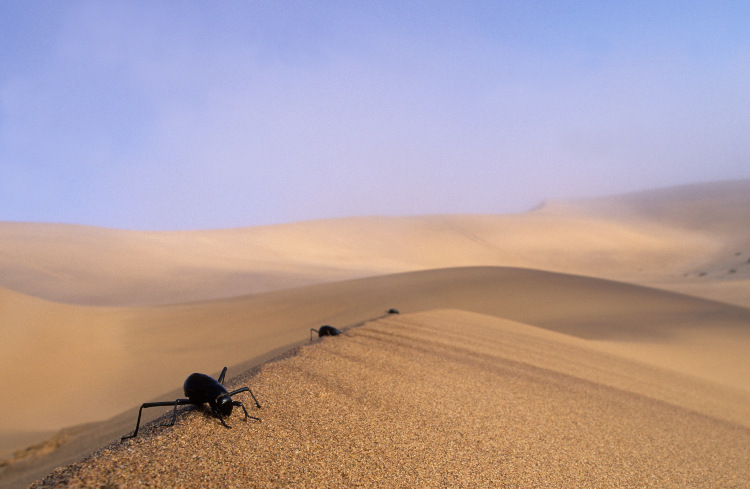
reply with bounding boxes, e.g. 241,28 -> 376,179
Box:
310,325 -> 345,342
121,366 -> 260,440
387,308 -> 400,314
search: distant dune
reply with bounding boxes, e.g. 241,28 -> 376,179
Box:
546,179 -> 750,237
2,179 -> 750,488
3,183 -> 749,307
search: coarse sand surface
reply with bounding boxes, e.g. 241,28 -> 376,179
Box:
30,311 -> 750,488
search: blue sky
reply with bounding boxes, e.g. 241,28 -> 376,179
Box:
1,1 -> 749,230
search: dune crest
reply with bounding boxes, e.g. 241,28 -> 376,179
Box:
27,311 -> 750,488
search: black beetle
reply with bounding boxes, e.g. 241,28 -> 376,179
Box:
309,325 -> 345,342
121,366 -> 260,440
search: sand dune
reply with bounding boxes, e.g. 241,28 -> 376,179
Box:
3,266 -> 750,486
4,267 -> 749,434
28,311 -> 750,488
548,179 -> 750,237
545,179 -> 750,307
2,182 -> 743,306
2,179 -> 750,487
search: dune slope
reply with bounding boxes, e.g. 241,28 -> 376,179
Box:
2,266 -> 749,466
29,311 -> 750,488
543,179 -> 750,305
3,267 -> 749,435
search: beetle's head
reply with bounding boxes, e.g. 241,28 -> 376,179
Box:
217,395 -> 233,417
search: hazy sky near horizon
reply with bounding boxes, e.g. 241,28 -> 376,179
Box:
1,1 -> 749,230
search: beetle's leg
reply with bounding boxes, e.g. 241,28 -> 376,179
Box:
310,329 -> 318,342
233,400 -> 261,422
212,408 -> 231,428
217,366 -> 228,385
227,386 -> 261,409
165,399 -> 192,426
121,403 -> 148,441
121,400 -> 189,441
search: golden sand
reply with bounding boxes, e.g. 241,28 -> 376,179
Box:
29,311 -> 750,488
